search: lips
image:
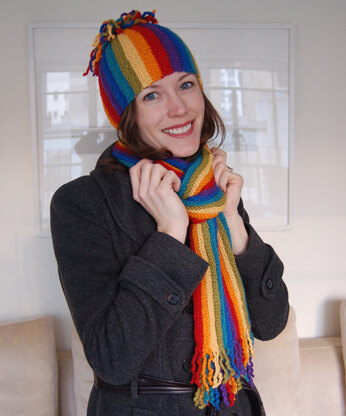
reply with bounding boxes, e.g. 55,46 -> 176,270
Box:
162,121 -> 194,137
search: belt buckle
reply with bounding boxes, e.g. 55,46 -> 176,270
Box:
207,406 -> 219,416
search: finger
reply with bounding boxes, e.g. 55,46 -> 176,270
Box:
213,162 -> 226,184
210,146 -> 218,154
218,169 -> 231,193
130,159 -> 153,201
148,164 -> 167,192
211,147 -> 227,160
129,164 -> 141,201
220,169 -> 244,193
225,172 -> 244,193
212,155 -> 227,173
137,162 -> 155,201
160,170 -> 182,193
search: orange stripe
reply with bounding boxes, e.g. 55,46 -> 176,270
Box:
195,168 -> 214,194
124,28 -> 163,81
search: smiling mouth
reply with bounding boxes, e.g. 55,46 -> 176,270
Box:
162,121 -> 193,136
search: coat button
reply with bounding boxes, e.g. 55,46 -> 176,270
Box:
167,293 -> 180,305
266,279 -> 273,290
182,358 -> 192,372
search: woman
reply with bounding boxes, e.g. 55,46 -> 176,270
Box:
51,10 -> 289,416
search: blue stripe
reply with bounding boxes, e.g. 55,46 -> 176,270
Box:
183,188 -> 224,207
99,63 -> 123,115
179,152 -> 203,197
104,42 -> 135,103
100,48 -> 128,110
158,26 -> 197,74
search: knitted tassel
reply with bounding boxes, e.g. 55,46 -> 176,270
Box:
83,10 -> 158,77
112,141 -> 255,409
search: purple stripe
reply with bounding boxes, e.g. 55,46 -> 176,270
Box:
143,24 -> 184,72
99,61 -> 123,116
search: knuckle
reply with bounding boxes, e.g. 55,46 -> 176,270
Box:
166,170 -> 178,179
156,187 -> 166,197
132,191 -> 139,202
141,163 -> 151,173
147,189 -> 156,198
138,189 -> 147,200
153,164 -> 165,173
129,165 -> 137,176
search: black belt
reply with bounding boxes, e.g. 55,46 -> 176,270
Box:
94,373 -> 196,395
94,374 -> 264,415
94,374 -> 220,415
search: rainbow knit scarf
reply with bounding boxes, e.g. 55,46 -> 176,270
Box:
112,141 -> 255,410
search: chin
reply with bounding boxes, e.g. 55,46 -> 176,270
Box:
170,141 -> 201,158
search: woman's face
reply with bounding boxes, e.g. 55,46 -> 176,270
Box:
135,72 -> 205,158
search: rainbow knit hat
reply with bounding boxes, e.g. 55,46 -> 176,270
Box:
84,10 -> 202,128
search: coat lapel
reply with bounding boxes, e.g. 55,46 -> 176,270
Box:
90,144 -> 156,245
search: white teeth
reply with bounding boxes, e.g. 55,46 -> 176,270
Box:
163,123 -> 192,135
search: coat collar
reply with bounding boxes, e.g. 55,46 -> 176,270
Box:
90,143 -> 156,245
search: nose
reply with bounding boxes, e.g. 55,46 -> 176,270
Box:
166,92 -> 188,118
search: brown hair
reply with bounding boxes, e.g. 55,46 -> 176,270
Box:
97,91 -> 226,173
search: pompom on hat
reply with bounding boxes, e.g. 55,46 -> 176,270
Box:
84,10 -> 202,128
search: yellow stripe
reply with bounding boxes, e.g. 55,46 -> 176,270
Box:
125,29 -> 163,81
118,32 -> 153,88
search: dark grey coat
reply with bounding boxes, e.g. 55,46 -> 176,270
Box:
50,145 -> 289,416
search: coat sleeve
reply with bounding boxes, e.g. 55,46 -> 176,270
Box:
235,199 -> 289,341
50,177 -> 208,385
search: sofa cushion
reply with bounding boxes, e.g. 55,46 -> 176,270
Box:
71,324 -> 93,416
253,306 -> 304,416
0,316 -> 58,416
299,336 -> 345,416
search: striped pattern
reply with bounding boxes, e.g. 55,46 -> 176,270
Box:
112,141 -> 255,410
84,10 -> 201,128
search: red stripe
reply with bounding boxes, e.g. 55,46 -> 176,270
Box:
200,176 -> 216,193
193,281 -> 204,346
132,25 -> 174,76
157,161 -> 184,178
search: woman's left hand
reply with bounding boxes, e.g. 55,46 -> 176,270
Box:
211,147 -> 244,218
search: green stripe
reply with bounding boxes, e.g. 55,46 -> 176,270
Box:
185,147 -> 210,198
111,37 -> 142,95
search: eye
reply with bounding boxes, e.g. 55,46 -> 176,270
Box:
180,81 -> 194,90
144,91 -> 158,101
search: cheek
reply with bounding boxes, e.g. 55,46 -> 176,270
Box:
136,104 -> 160,131
135,108 -> 160,146
194,92 -> 205,117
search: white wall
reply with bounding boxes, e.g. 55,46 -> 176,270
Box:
1,0 -> 345,349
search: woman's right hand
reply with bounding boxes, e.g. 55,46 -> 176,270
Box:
129,159 -> 189,244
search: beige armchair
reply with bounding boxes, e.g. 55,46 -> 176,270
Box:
0,316 -> 58,416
